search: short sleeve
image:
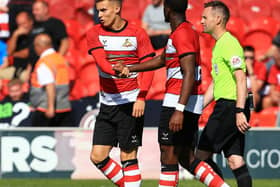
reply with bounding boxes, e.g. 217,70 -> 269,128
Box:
87,27 -> 104,55
226,41 -> 246,72
49,18 -> 68,41
37,64 -> 55,86
172,27 -> 197,59
267,65 -> 278,85
142,6 -> 150,23
136,28 -> 155,62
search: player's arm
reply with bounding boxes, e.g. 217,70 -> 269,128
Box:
132,28 -> 156,117
234,67 -> 250,133
86,28 -> 116,75
113,51 -> 165,75
169,28 -> 198,132
129,51 -> 165,72
169,53 -> 195,132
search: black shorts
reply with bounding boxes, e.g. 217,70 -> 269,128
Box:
198,99 -> 250,157
92,103 -> 144,150
158,107 -> 200,147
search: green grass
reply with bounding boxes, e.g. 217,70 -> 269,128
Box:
0,179 -> 279,187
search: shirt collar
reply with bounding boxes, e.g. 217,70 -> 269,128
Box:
40,48 -> 56,58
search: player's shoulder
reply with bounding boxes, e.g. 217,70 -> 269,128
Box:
175,22 -> 198,35
126,21 -> 147,34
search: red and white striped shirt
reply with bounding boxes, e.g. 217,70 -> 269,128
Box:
87,21 -> 155,105
0,11 -> 9,38
163,22 -> 204,114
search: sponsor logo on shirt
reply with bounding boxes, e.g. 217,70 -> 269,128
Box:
230,56 -> 242,68
102,39 -> 108,47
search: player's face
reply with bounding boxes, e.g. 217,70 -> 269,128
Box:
201,7 -> 217,34
96,0 -> 121,28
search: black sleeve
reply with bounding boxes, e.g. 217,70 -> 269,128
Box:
272,31 -> 280,47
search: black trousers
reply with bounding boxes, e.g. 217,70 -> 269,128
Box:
32,110 -> 72,127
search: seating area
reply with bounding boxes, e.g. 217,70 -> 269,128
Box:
1,0 -> 279,127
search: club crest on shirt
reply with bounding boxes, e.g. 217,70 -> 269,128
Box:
122,39 -> 133,47
230,56 -> 242,68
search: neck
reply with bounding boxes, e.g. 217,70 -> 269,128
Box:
170,16 -> 185,32
212,27 -> 227,40
111,17 -> 126,31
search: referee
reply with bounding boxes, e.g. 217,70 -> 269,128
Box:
195,1 -> 252,187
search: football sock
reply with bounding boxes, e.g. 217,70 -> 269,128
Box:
233,164 -> 252,187
190,159 -> 229,187
122,159 -> 141,187
206,158 -> 224,179
158,164 -> 179,187
95,157 -> 124,187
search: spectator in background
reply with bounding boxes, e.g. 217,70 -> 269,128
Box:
30,33 -> 71,127
1,11 -> 34,81
5,78 -> 27,101
142,0 -> 171,49
244,46 -> 268,111
32,0 -> 69,56
8,0 -> 34,34
262,47 -> 280,109
0,78 -> 31,127
0,0 -> 10,39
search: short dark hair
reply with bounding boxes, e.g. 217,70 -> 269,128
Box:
95,0 -> 122,5
244,45 -> 255,52
204,1 -> 230,24
165,0 -> 188,14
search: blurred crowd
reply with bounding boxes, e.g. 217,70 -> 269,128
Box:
0,0 -> 279,127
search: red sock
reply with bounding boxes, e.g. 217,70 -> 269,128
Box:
158,171 -> 179,187
98,158 -> 124,187
194,161 -> 229,187
122,159 -> 141,187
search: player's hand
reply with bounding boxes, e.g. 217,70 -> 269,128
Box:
132,100 -> 145,118
169,110 -> 184,132
113,62 -> 129,77
45,107 -> 55,118
236,113 -> 251,133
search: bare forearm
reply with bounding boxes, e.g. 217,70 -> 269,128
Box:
58,38 -> 69,55
12,48 -> 29,58
129,55 -> 165,72
235,70 -> 247,108
7,34 -> 19,55
178,72 -> 194,105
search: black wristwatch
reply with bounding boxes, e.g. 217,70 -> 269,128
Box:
235,107 -> 244,113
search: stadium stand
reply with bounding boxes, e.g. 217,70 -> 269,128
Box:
239,0 -> 271,23
0,0 -> 279,127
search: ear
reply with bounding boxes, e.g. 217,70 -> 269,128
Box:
215,15 -> 222,26
115,6 -> 121,14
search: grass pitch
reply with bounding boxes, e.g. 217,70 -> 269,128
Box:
0,179 -> 279,187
